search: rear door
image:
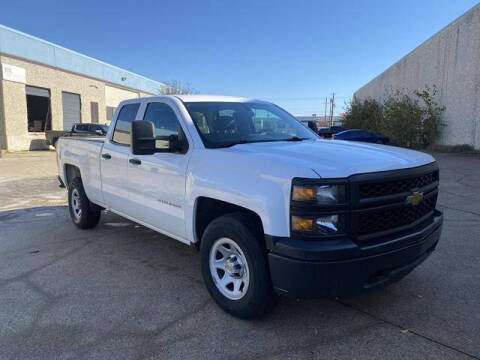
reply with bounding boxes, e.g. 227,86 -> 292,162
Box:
125,100 -> 191,239
100,103 -> 140,212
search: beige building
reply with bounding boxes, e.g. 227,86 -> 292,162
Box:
0,25 -> 164,151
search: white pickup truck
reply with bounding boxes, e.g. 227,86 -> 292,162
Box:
57,95 -> 443,319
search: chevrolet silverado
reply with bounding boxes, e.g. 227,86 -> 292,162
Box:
56,95 -> 443,319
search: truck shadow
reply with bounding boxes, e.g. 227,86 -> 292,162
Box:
0,204 -> 410,359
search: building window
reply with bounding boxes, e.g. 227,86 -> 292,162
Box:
26,86 -> 52,132
106,106 -> 116,121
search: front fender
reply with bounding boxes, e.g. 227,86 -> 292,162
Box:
184,150 -> 319,242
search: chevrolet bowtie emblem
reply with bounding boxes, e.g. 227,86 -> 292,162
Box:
406,191 -> 424,206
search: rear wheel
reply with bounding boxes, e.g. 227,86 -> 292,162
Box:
68,177 -> 101,229
200,213 -> 276,319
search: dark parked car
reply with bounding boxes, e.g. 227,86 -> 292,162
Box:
46,123 -> 108,147
333,129 -> 389,144
317,125 -> 344,138
300,120 -> 319,133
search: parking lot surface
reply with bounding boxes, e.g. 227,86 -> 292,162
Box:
0,151 -> 479,360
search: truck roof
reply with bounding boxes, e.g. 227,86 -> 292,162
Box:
136,94 -> 268,103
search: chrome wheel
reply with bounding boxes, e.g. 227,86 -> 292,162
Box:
209,237 -> 250,300
71,188 -> 82,220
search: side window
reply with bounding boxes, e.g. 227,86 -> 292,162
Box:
112,103 -> 140,145
143,102 -> 187,150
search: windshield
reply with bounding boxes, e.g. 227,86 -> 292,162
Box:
184,102 -> 318,148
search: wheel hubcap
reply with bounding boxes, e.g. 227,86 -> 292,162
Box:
71,189 -> 82,220
209,238 -> 250,300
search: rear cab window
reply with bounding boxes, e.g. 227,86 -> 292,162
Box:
112,103 -> 140,145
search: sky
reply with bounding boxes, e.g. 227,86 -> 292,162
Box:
0,0 -> 478,115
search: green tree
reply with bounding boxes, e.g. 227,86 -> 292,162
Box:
343,86 -> 445,148
343,97 -> 384,133
160,80 -> 196,95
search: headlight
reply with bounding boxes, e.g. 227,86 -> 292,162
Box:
292,214 -> 346,235
316,214 -> 345,234
292,184 -> 345,204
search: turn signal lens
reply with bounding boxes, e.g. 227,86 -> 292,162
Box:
292,186 -> 316,201
291,216 -> 314,232
292,214 -> 346,235
292,184 -> 346,204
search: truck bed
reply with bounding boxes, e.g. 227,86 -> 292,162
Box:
57,137 -> 105,205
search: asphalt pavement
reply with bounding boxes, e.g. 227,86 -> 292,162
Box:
0,151 -> 478,360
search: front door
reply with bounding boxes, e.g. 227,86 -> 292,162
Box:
126,101 -> 191,239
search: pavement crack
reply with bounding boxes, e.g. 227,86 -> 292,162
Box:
0,228 -> 125,289
335,299 -> 480,359
437,203 -> 480,217
260,320 -> 383,360
132,297 -> 212,360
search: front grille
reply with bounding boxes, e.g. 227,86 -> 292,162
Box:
290,163 -> 439,244
351,164 -> 439,241
359,170 -> 438,198
358,195 -> 436,236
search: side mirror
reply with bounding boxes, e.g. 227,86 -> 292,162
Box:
95,129 -> 103,136
131,120 -> 156,155
155,134 -> 184,153
168,134 -> 182,152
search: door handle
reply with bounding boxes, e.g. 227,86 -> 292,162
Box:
129,158 -> 141,165
101,153 -> 111,160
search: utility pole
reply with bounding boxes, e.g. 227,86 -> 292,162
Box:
329,92 -> 336,126
324,97 -> 328,125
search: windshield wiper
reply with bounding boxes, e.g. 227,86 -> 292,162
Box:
283,136 -> 310,141
217,139 -> 279,147
212,140 -> 254,148
212,137 -> 310,148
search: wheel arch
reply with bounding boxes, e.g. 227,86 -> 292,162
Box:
64,163 -> 81,188
193,197 -> 264,246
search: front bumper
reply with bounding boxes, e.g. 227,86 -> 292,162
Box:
267,210 -> 443,297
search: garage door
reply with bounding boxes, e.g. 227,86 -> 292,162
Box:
62,92 -> 81,130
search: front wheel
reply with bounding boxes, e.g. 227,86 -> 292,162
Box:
200,213 -> 276,319
68,177 -> 101,229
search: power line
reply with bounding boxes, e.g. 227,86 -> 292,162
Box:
262,95 -> 349,101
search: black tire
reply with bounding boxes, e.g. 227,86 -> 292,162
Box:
68,177 -> 101,229
200,213 -> 276,319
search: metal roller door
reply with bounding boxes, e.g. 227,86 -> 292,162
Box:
62,92 -> 81,130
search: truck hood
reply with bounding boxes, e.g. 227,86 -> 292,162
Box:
224,139 -> 435,178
